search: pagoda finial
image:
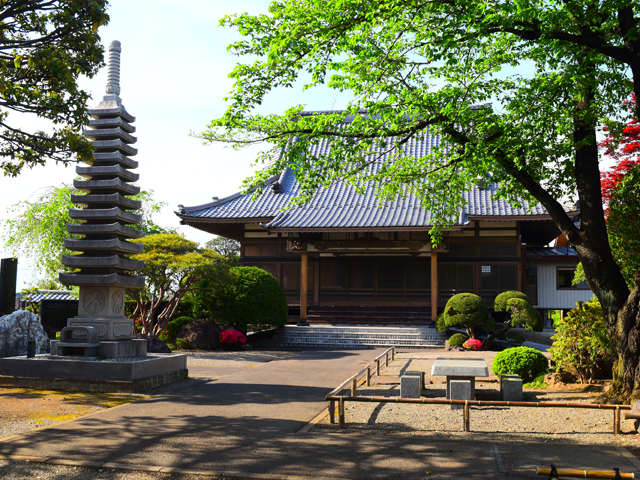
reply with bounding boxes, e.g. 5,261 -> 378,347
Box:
105,40 -> 121,96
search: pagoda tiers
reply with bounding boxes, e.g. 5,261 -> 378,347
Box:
59,40 -> 145,343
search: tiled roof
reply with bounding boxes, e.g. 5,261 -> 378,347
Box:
178,130 -> 563,230
16,290 -> 77,302
527,246 -> 579,257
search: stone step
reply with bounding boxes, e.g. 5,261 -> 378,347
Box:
276,325 -> 446,349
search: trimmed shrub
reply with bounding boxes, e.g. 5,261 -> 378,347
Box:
492,346 -> 549,382
448,333 -> 469,347
435,313 -> 447,333
494,291 -> 531,312
194,266 -> 287,334
441,293 -> 493,338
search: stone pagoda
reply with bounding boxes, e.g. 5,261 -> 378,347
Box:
58,40 -> 146,358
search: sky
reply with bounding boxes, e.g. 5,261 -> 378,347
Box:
0,1 -> 622,289
0,0 -> 342,288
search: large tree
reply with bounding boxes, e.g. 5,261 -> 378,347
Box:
201,1 -> 640,401
0,0 -> 109,176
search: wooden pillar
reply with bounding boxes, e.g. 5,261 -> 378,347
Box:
299,252 -> 309,325
431,252 -> 439,321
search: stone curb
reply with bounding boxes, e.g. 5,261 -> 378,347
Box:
0,454 -> 352,480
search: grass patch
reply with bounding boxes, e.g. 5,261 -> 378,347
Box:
524,373 -> 548,389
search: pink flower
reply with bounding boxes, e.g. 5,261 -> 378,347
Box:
463,338 -> 482,350
220,329 -> 247,345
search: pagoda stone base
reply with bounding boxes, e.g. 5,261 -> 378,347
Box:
67,316 -> 134,342
50,338 -> 146,359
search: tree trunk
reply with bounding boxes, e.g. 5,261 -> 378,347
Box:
481,319 -> 512,350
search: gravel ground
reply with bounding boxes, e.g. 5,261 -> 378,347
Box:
314,352 -> 640,450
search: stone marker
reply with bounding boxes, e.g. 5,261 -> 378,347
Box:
400,375 -> 421,399
449,379 -> 472,410
501,377 -> 523,401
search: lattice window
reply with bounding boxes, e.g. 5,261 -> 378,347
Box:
348,258 -> 374,289
481,265 -> 498,291
440,264 -> 474,293
499,265 -> 517,290
449,243 -> 476,257
378,258 -> 404,289
480,243 -> 517,257
405,258 -> 431,289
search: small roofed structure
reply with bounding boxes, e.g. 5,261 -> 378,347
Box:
177,127 -> 581,325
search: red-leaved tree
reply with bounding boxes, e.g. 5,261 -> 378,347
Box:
599,95 -> 640,289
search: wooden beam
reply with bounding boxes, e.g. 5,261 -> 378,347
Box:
300,252 -> 309,323
431,252 -> 438,320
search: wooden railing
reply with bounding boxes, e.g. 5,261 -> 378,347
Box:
325,347 -> 394,424
324,394 -> 631,434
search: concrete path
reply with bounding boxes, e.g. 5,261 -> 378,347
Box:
0,348 -> 638,479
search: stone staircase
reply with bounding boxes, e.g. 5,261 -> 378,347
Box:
276,325 -> 446,349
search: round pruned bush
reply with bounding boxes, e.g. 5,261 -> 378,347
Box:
448,333 -> 469,347
494,291 -> 531,312
441,293 -> 493,338
196,266 -> 288,334
492,346 -> 549,382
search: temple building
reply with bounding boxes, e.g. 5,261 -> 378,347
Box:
177,130 -> 592,325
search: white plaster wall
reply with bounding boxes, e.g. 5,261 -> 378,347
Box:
535,260 -> 594,309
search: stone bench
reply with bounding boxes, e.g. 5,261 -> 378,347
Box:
52,326 -> 100,359
500,374 -> 523,401
400,374 -> 422,399
449,379 -> 472,410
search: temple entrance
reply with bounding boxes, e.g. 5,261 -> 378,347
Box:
319,256 -> 431,304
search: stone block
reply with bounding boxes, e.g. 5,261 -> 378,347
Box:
400,375 -> 421,399
98,339 -> 146,358
67,317 -> 133,342
501,377 -> 523,402
500,374 -> 520,394
404,370 -> 424,390
79,286 -> 126,318
446,375 -> 476,400
431,358 -> 489,377
449,379 -> 472,410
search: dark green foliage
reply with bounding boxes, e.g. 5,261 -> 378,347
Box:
505,331 -> 525,345
492,346 -> 549,382
448,333 -> 468,347
484,317 -> 496,333
194,266 -> 287,334
441,293 -> 491,338
159,316 -> 195,345
435,313 -> 447,333
494,291 -> 531,312
0,1 -> 109,176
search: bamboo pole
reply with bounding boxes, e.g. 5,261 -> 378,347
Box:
463,401 -> 470,432
366,366 -> 371,386
615,406 -> 621,435
338,396 -> 345,428
536,467 -> 634,479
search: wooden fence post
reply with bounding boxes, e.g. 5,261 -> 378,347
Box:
385,351 -> 389,367
463,401 -> 470,432
366,366 -> 371,386
339,396 -> 345,428
352,378 -> 357,397
376,358 -> 380,376
391,347 -> 395,361
615,406 -> 621,435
